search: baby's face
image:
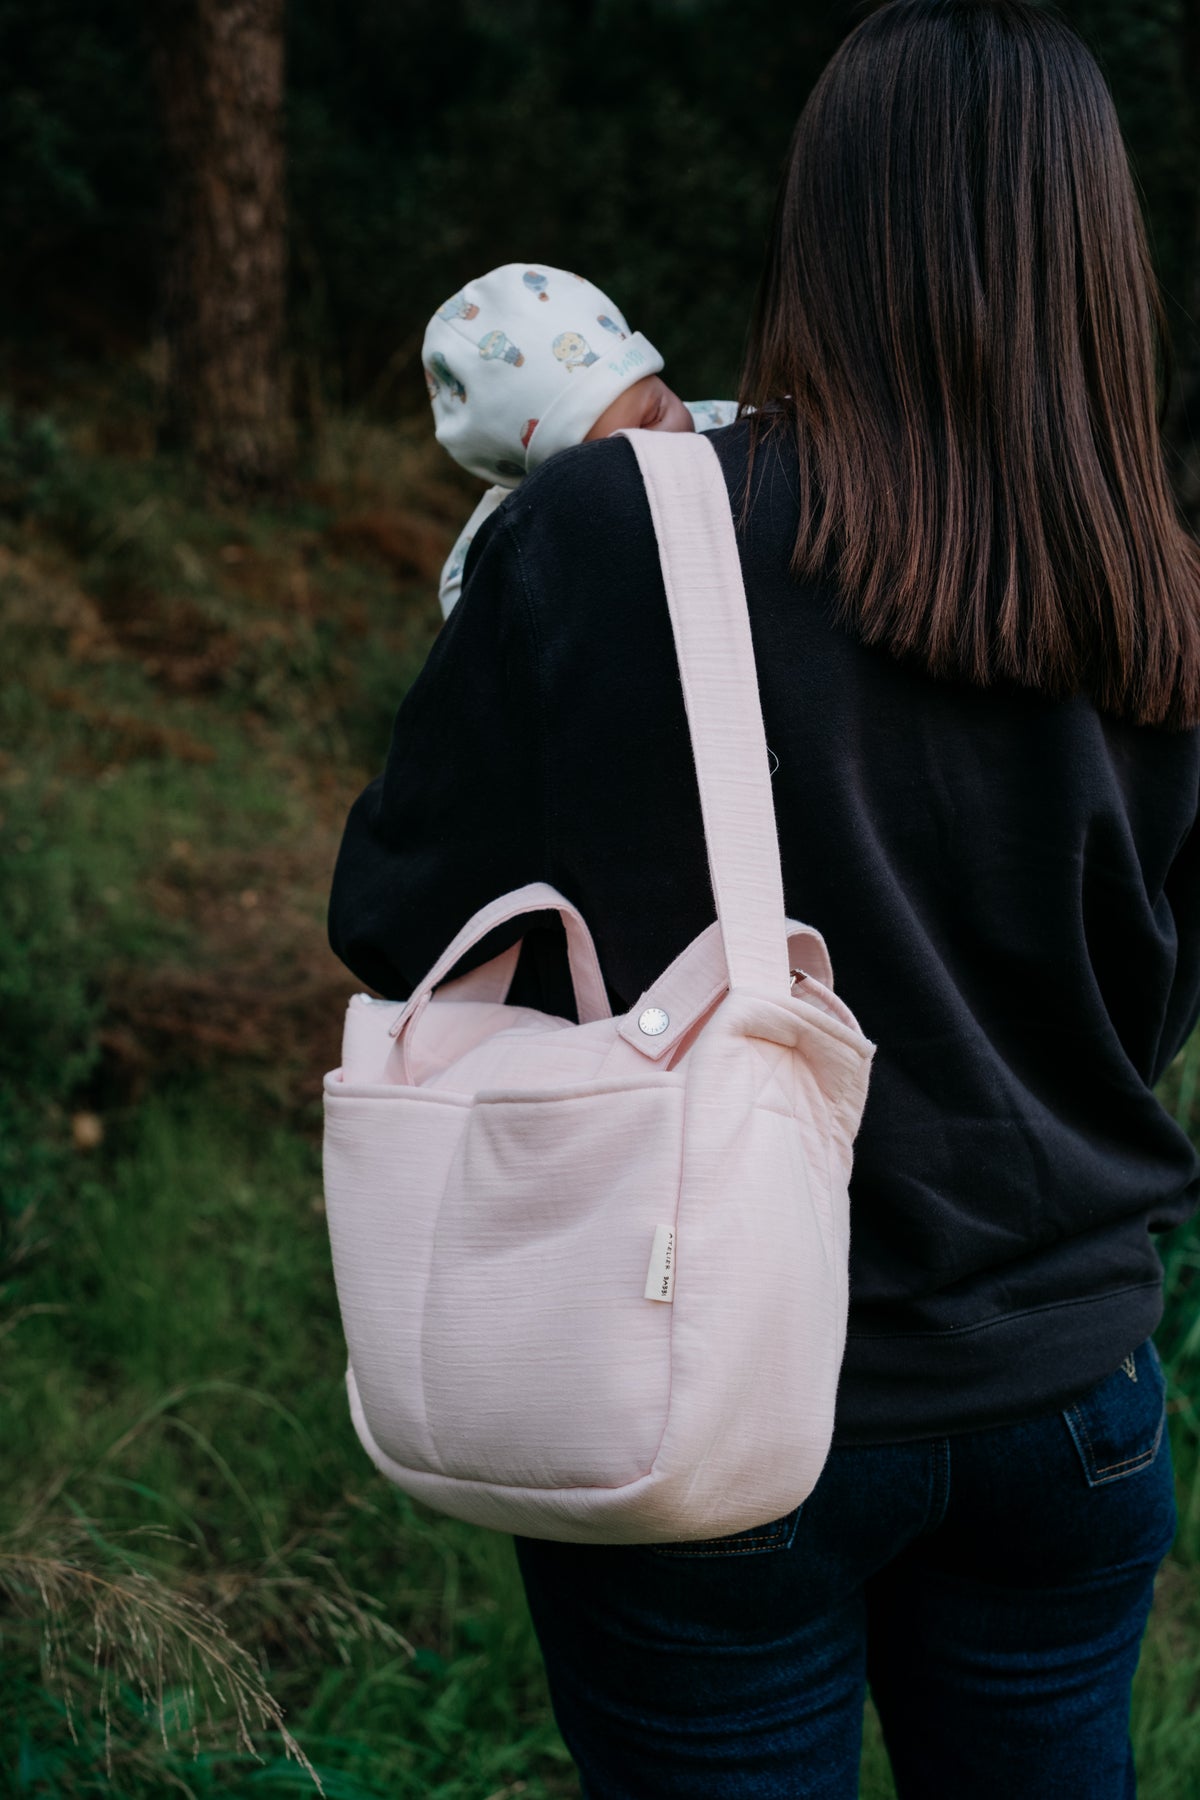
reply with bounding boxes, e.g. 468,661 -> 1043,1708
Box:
584,375 -> 695,440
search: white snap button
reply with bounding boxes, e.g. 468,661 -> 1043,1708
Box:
638,1007 -> 670,1036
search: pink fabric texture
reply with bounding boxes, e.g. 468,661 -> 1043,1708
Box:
322,429 -> 876,1544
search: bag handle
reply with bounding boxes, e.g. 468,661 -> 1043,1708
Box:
388,879 -> 611,1042
621,429 -> 791,997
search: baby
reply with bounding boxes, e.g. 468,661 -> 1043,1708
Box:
423,263 -> 737,616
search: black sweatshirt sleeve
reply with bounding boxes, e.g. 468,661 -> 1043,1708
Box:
327,505 -> 548,1001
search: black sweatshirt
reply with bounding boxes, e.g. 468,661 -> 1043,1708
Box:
328,423 -> 1200,1444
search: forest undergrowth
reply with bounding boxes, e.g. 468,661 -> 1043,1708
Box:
1,369 -> 1198,1798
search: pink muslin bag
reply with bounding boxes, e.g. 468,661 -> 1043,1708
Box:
321,428 -> 875,1544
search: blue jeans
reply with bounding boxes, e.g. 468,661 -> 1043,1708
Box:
514,1336 -> 1177,1799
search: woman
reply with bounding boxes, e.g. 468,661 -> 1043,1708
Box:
328,2 -> 1200,1793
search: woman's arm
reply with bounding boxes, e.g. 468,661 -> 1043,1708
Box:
328,506 -> 548,1000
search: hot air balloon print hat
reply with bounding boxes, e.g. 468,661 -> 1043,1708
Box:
422,263 -> 665,488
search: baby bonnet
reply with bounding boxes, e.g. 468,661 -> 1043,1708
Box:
422,263 -> 664,487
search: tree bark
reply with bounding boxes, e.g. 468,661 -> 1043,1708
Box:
151,0 -> 291,491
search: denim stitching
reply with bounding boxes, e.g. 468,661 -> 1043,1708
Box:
648,1509 -> 802,1558
1080,1415 -> 1163,1481
1064,1377 -> 1165,1487
650,1527 -> 784,1558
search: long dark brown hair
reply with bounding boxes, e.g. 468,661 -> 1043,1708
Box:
740,0 -> 1200,728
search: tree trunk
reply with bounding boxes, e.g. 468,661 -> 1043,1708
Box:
151,0 -> 291,491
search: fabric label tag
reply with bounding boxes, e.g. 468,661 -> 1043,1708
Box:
643,1224 -> 676,1303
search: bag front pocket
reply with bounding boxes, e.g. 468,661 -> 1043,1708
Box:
421,1081 -> 685,1492
1062,1337 -> 1167,1489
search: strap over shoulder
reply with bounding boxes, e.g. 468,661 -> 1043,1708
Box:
620,429 -> 791,998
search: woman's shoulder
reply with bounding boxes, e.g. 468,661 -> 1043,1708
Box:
500,423 -> 759,584
508,434 -> 655,536
494,437 -> 665,630
516,422 -> 755,520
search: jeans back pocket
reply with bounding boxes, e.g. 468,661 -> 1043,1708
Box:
1063,1336 -> 1167,1489
647,1503 -> 805,1559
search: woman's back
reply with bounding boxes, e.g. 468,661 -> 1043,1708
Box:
329,416 -> 1200,1443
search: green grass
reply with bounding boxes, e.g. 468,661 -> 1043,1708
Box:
2,387 -> 1199,1797
3,1088 -> 574,1799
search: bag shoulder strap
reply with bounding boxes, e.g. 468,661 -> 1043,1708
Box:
621,428 -> 791,997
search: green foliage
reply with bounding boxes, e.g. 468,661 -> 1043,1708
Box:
0,406 -> 73,521
0,799 -> 99,1113
0,740 -> 102,1248
0,397 -> 180,574
285,0 -> 850,400
3,0 -> 1194,417
0,0 -> 158,346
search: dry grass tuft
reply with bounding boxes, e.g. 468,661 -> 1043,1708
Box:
1,1516 -> 324,1789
